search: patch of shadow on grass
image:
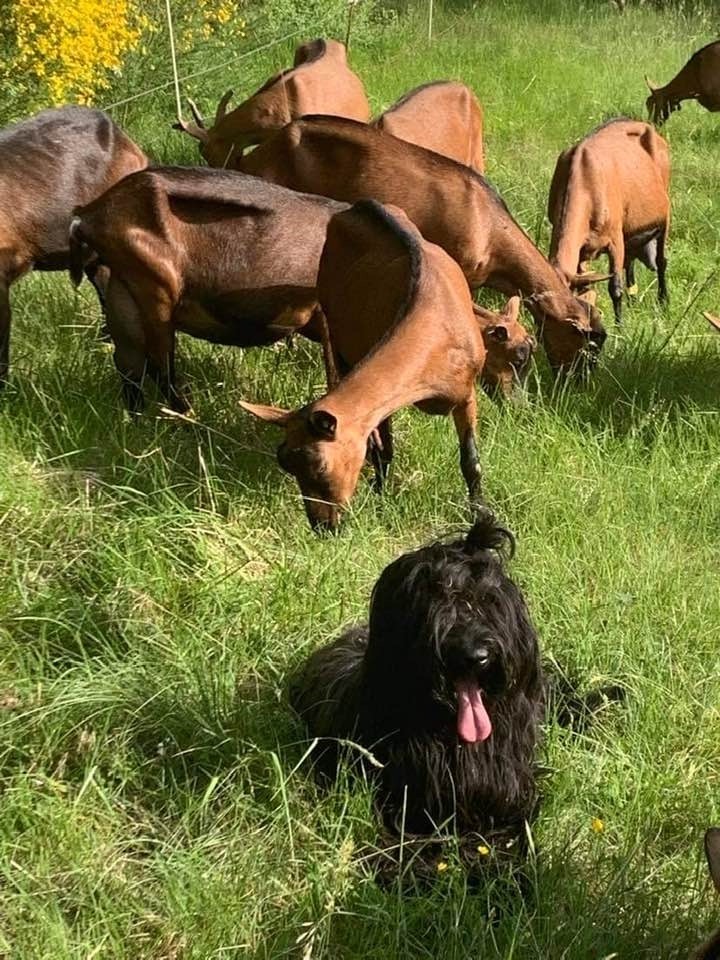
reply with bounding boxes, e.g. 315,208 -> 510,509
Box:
540,337 -> 720,439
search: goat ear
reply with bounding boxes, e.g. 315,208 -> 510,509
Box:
502,296 -> 521,324
570,271 -> 612,290
705,829 -> 720,893
307,409 -> 337,440
215,89 -> 234,125
487,324 -> 509,343
578,287 -> 598,307
703,312 -> 720,334
238,400 -> 292,426
645,75 -> 658,92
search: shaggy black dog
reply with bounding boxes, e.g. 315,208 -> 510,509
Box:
290,514 -> 622,878
290,515 -> 547,871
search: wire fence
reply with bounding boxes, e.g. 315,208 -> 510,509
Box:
99,28 -> 303,113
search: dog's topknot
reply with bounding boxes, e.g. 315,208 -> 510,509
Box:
464,510 -> 516,559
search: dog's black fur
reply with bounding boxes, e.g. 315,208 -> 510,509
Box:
290,515 -> 547,864
290,515 -> 623,878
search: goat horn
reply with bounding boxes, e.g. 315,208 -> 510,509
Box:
172,116 -> 209,142
215,89 -> 234,125
187,98 -> 206,128
570,271 -> 612,289
703,312 -> 720,334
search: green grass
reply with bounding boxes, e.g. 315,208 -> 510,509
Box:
2,1 -> 720,956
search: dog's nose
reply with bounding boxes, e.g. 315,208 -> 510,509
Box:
467,645 -> 490,669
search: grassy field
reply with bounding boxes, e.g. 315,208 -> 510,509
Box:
2,1 -> 720,956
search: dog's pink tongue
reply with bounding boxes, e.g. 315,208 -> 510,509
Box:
455,681 -> 492,743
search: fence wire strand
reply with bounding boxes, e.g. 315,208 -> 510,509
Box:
100,28 -> 303,112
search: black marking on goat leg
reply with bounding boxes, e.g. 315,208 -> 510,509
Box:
459,427 -> 482,504
85,261 -> 112,342
369,418 -> 394,493
121,376 -> 145,416
625,259 -> 636,291
609,273 -> 623,324
656,228 -> 669,304
153,355 -> 191,415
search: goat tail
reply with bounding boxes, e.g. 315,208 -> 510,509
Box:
69,216 -> 90,288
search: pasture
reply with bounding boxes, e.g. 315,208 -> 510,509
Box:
1,0 -> 720,955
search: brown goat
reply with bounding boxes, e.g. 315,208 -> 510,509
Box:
69,168 -> 346,412
548,118 -> 670,323
646,41 -> 720,125
691,828 -> 720,960
240,200 -> 488,531
0,106 -> 146,385
69,167 -> 526,414
473,299 -> 535,396
237,116 -> 607,372
176,38 -> 370,167
374,81 -> 485,171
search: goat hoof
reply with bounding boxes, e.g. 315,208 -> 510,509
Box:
627,284 -> 638,296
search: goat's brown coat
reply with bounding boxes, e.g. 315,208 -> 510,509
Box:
374,81 -> 485,171
548,118 -> 670,322
647,41 -> 720,125
178,39 -> 370,167
238,116 -> 606,371
0,106 -> 146,383
69,168 -> 345,411
241,200 -> 489,530
70,165 -> 533,411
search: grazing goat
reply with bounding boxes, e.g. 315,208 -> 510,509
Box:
374,81 -> 485,171
692,828 -> 720,960
69,168 -> 346,412
646,41 -> 720,125
0,106 -> 146,385
548,118 -> 670,323
176,38 -> 370,167
238,116 -> 607,373
240,200 -> 489,531
473,300 -> 535,397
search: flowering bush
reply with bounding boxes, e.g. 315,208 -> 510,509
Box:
2,0 -> 245,108
8,0 -> 149,104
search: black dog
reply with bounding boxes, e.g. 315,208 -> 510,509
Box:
291,516 -> 548,868
290,515 -> 621,877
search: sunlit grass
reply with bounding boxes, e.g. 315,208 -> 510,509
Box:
1,2 -> 720,957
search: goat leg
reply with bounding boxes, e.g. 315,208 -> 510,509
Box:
313,305 -> 341,390
607,237 -> 625,324
84,259 -> 112,342
0,276 -> 10,386
106,276 -> 147,414
656,227 -> 669,304
369,417 -> 394,493
624,256 -> 637,296
144,299 -> 191,415
453,395 -> 483,505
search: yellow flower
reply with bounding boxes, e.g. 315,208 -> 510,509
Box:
9,0 -> 147,104
591,817 -> 605,834
436,860 -> 449,873
477,844 -> 491,856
